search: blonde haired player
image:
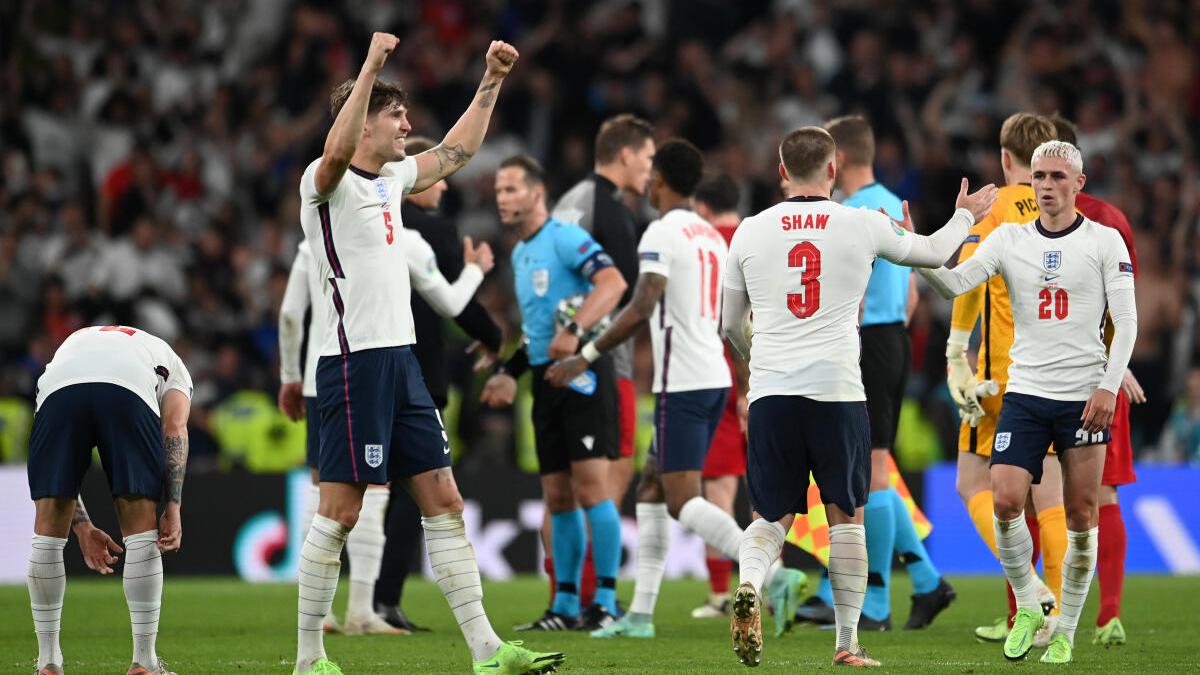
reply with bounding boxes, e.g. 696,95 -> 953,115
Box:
920,141 -> 1137,664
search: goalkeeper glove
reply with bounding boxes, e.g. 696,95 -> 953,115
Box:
946,328 -> 986,427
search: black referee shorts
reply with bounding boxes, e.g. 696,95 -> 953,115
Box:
530,355 -> 619,475
860,322 -> 910,450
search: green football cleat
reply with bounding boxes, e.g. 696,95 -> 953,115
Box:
591,614 -> 655,639
766,568 -> 808,637
974,617 -> 1009,643
1003,608 -> 1044,661
1040,633 -> 1073,664
473,640 -> 565,674
292,658 -> 344,675
1093,617 -> 1126,646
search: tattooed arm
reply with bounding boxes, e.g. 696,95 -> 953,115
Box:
72,496 -> 92,528
410,41 -> 520,193
158,389 -> 191,553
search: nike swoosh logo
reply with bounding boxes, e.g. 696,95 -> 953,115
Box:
478,661 -> 500,669
1043,276 -> 1059,282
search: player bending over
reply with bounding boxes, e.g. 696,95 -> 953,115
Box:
919,141 -> 1137,664
27,325 -> 193,675
293,33 -> 563,675
721,126 -> 997,668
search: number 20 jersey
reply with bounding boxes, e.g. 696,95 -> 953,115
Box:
725,196 -> 921,403
637,208 -> 732,394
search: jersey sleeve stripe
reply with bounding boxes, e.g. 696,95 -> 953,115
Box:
318,203 -> 345,279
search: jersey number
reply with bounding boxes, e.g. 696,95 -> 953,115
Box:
1038,288 -> 1069,320
697,249 -> 720,318
383,211 -> 394,245
100,326 -> 137,336
787,242 -> 821,319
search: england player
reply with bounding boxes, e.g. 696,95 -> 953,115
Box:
547,140 -> 795,640
481,155 -> 628,631
27,325 -> 193,675
796,115 -> 954,631
279,217 -> 495,636
689,175 -> 749,620
919,141 -> 1137,664
721,127 -> 997,668
293,33 -> 564,675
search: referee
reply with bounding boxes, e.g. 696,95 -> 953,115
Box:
797,116 -> 954,630
373,136 -> 504,632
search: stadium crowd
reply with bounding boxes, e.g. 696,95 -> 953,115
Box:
1,0 -> 1199,468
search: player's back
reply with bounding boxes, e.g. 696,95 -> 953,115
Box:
728,196 -> 897,402
37,325 -> 192,415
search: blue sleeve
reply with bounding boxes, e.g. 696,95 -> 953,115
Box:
554,223 -> 614,280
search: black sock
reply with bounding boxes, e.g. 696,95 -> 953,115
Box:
374,483 -> 424,607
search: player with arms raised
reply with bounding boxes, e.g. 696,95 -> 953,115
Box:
721,126 -> 997,668
293,32 -> 564,675
26,325 -> 192,675
919,141 -> 1137,664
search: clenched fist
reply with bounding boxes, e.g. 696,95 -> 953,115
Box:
364,32 -> 399,73
463,236 -> 495,274
485,41 -> 519,78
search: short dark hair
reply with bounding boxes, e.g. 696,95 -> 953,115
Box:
693,174 -> 740,214
824,115 -> 875,167
329,78 -> 408,118
652,139 -> 704,197
499,154 -> 546,186
594,114 -> 655,164
404,136 -> 436,155
779,127 -> 836,182
999,112 -> 1056,167
1048,113 -> 1078,146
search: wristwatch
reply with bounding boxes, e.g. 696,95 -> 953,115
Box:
564,320 -> 582,337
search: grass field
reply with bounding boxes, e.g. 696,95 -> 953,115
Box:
2,574 -> 1197,674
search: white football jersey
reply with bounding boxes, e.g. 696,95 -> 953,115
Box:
36,325 -> 193,415
637,208 -> 732,393
945,215 -> 1135,400
725,196 -> 922,402
299,157 -> 419,356
290,241 -> 329,397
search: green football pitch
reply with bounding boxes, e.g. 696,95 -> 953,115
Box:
2,575 -> 1197,673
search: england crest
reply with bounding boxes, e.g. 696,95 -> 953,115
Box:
993,432 -> 1011,453
365,443 -> 383,468
532,268 -> 550,297
1043,250 -> 1062,271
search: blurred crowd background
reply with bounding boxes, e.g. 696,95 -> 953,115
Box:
2,0 -> 1199,473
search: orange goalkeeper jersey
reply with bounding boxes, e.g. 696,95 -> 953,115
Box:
950,184 -> 1039,383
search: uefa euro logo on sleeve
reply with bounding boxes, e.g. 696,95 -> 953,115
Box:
1043,250 -> 1062,271
365,444 -> 384,468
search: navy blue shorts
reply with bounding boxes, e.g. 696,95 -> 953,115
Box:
316,346 -> 450,484
992,392 -> 1111,483
305,396 -> 320,470
746,395 -> 871,522
28,383 -> 164,501
649,387 -> 729,473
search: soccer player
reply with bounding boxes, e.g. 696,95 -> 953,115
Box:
945,113 -> 1066,643
721,126 -> 997,668
689,174 -> 749,620
1050,114 -> 1144,646
795,115 -> 955,631
919,140 -> 1137,664
293,33 -> 564,675
546,140 -> 787,639
27,325 -> 193,675
481,154 -> 628,631
553,114 -> 657,508
279,208 -> 495,635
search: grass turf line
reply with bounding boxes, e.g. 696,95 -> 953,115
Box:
1,575 -> 1197,673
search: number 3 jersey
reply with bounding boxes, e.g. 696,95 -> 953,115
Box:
725,196 -> 930,403
935,215 -> 1134,401
299,157 -> 419,356
637,208 -> 731,394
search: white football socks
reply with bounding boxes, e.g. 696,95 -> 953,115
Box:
28,535 -> 66,669
828,524 -> 867,652
345,487 -> 388,621
678,496 -> 742,560
296,514 -> 349,670
629,503 -> 670,616
123,530 -> 163,668
738,519 -> 786,593
303,483 -> 320,540
994,514 -> 1041,610
1056,528 -> 1098,643
423,512 -> 502,661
